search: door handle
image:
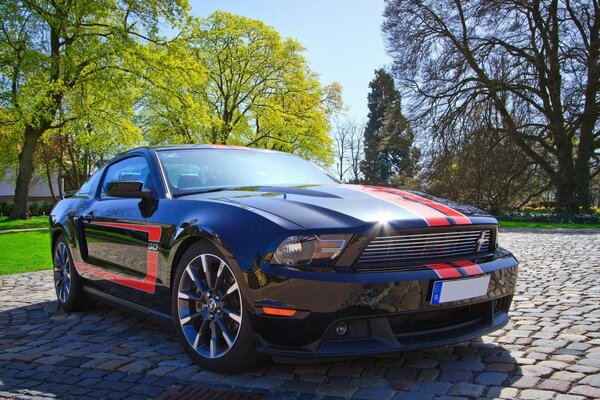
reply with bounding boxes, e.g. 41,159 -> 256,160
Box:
82,212 -> 94,222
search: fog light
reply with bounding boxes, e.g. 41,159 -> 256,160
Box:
336,322 -> 348,336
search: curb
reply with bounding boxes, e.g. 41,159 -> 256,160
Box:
0,228 -> 48,234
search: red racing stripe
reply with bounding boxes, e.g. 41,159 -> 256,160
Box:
75,222 -> 162,293
392,189 -> 471,225
75,250 -> 157,293
452,260 -> 484,276
426,263 -> 462,279
351,185 -> 451,226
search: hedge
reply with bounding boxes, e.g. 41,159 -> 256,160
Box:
0,200 -> 55,217
497,208 -> 600,224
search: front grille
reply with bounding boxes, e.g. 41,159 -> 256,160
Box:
355,229 -> 492,272
389,301 -> 489,335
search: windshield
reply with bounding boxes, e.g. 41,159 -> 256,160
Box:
157,148 -> 337,196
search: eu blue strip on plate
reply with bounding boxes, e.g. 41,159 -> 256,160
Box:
431,281 -> 443,304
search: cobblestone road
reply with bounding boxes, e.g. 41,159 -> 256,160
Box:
0,230 -> 599,400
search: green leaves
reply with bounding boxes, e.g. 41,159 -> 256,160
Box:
2,4 -> 341,218
361,69 -> 419,185
1,0 -> 192,217
141,11 -> 340,164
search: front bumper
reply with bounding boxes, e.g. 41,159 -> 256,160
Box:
247,250 -> 518,357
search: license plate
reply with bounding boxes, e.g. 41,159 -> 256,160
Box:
431,275 -> 491,305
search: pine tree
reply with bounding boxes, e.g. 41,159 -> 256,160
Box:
360,69 -> 418,185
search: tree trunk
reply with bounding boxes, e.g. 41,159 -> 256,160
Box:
57,159 -> 63,199
569,169 -> 594,211
553,173 -> 591,212
9,126 -> 42,220
44,156 -> 57,203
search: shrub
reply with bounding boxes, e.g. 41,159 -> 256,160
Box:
28,201 -> 54,216
0,200 -> 55,217
0,201 -> 11,216
497,208 -> 600,224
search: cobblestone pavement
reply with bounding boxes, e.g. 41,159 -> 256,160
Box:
1,229 -> 599,400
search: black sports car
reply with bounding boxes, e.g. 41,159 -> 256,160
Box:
50,145 -> 518,372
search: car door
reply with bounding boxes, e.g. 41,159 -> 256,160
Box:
77,154 -> 163,295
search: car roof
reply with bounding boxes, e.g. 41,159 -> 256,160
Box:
127,144 -> 281,154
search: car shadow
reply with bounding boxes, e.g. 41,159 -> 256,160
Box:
0,299 -> 524,398
0,301 -> 522,398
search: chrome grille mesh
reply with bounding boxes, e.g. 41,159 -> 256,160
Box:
355,229 -> 492,271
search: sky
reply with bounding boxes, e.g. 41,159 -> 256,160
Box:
189,0 -> 393,123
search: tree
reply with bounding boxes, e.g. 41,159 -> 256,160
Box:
360,68 -> 419,185
333,120 -> 350,181
332,116 -> 364,182
381,98 -> 420,186
424,113 -> 547,213
383,0 -> 599,211
0,0 -> 189,219
138,39 -> 210,145
346,120 -> 364,183
142,12 -> 341,164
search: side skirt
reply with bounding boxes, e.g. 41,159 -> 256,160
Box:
83,285 -> 173,328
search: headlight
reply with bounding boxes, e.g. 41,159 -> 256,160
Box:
271,234 -> 351,265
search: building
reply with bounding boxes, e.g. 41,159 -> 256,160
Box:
0,171 -> 62,201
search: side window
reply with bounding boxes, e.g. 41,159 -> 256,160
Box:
101,156 -> 153,199
76,167 -> 104,197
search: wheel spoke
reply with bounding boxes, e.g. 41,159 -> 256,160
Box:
214,261 -> 225,291
57,285 -> 63,301
178,289 -> 202,301
222,308 -> 241,324
209,323 -> 217,358
60,281 -> 68,302
180,310 -> 204,325
225,282 -> 238,296
216,317 -> 234,348
185,266 -> 206,294
200,319 -> 210,334
192,331 -> 201,349
60,244 -> 68,265
56,246 -> 64,265
201,255 -> 213,290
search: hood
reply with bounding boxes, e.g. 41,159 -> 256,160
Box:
187,184 -> 497,230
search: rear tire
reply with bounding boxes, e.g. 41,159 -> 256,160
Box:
172,241 -> 262,373
53,235 -> 85,312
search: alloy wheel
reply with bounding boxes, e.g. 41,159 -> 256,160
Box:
177,253 -> 243,359
53,241 -> 71,303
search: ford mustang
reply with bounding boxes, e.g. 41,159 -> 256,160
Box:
49,145 -> 518,372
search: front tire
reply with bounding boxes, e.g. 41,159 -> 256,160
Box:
172,241 -> 261,373
53,235 -> 85,312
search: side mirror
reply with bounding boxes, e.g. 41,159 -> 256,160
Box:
105,180 -> 152,198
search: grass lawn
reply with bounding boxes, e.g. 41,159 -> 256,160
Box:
0,231 -> 52,275
499,220 -> 600,229
0,216 -> 49,231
